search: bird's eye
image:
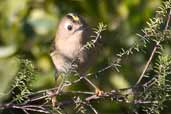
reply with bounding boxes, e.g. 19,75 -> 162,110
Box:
67,25 -> 72,31
64,22 -> 73,31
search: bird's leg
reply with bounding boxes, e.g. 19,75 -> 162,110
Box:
47,75 -> 58,107
52,74 -> 66,107
48,71 -> 65,107
83,77 -> 103,96
56,74 -> 65,93
50,76 -> 65,107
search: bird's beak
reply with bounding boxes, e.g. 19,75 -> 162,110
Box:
74,25 -> 84,33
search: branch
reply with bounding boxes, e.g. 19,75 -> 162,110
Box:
0,103 -> 49,114
135,41 -> 160,85
135,8 -> 171,85
164,9 -> 171,31
0,77 -> 158,114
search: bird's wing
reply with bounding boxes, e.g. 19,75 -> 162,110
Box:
50,39 -> 56,53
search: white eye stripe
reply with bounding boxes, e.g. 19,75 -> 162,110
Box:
64,22 -> 73,30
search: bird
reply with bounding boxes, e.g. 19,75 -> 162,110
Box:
50,13 -> 103,106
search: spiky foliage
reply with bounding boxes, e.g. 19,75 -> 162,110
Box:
133,54 -> 171,114
70,22 -> 107,74
83,22 -> 107,49
131,0 -> 171,114
11,59 -> 35,103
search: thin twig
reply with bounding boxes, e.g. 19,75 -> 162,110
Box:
23,109 -> 30,114
164,9 -> 171,31
135,41 -> 160,85
0,104 -> 50,114
87,103 -> 99,114
135,8 -> 171,85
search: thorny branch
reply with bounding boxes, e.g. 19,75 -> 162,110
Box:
0,78 -> 157,114
135,8 -> 171,85
0,85 -> 149,114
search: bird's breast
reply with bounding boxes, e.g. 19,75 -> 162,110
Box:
56,35 -> 83,59
50,52 -> 72,73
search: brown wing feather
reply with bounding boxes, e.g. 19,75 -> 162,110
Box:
50,39 -> 56,53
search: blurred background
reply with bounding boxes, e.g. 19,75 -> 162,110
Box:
0,0 -> 170,114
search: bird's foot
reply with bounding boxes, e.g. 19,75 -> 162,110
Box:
51,96 -> 57,107
47,90 -> 57,107
95,88 -> 104,96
